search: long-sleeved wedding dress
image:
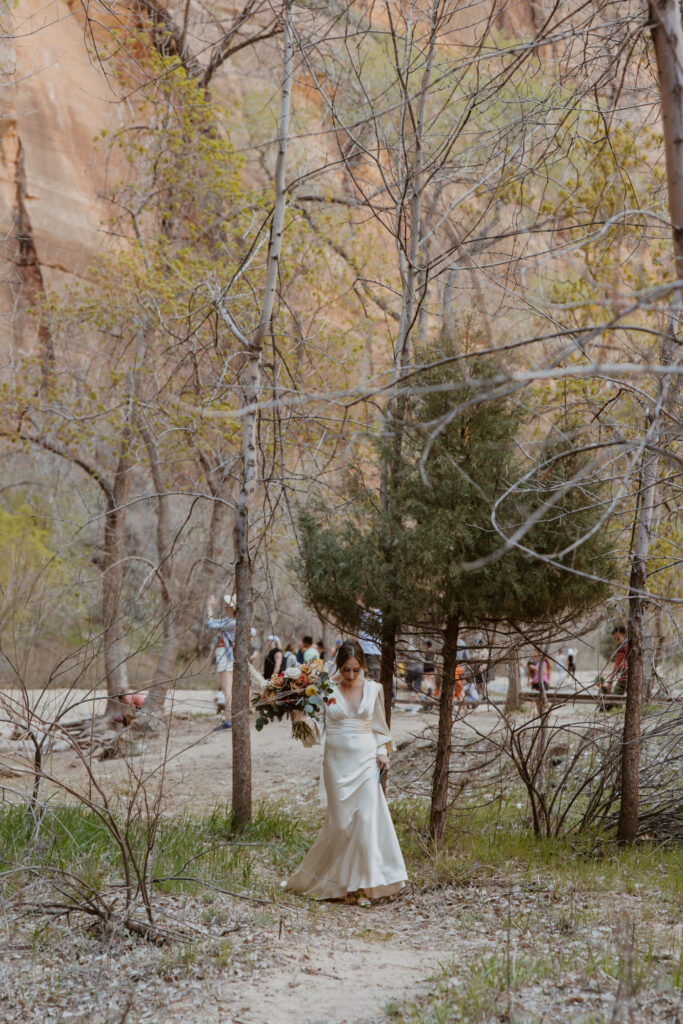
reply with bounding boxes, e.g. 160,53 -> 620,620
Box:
285,677 -> 408,900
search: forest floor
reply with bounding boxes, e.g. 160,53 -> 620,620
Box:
0,696 -> 680,1024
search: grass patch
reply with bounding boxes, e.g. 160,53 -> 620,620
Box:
387,935 -> 682,1024
0,800 -> 319,904
385,797 -> 682,1023
1,797 -> 679,908
390,797 -> 683,902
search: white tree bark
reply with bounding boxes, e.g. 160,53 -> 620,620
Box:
618,0 -> 682,842
231,0 -> 293,827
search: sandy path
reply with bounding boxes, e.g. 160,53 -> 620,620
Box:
1,685 -> 678,1023
0,680 -> 599,812
0,695 -> 462,1024
2,698 -> 437,810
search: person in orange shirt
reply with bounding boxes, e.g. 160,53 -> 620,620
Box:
454,664 -> 465,700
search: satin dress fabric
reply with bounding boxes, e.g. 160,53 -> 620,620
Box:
285,678 -> 408,900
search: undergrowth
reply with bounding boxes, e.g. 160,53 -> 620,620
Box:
0,800 -> 315,905
0,797 -> 680,1022
391,797 -> 683,902
0,797 -> 680,908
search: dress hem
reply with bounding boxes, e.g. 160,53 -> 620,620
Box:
284,878 -> 407,901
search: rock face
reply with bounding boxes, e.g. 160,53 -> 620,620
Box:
0,0 -> 543,358
0,0 -> 112,355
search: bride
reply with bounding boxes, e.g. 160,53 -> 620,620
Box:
286,639 -> 407,904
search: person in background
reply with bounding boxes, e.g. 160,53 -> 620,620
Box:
604,625 -> 628,696
453,664 -> 466,700
423,640 -> 436,696
329,638 -> 342,664
405,654 -> 423,693
316,638 -> 326,661
463,675 -> 480,704
263,635 -> 283,681
302,635 -> 318,663
557,647 -> 577,687
472,637 -> 488,696
530,650 -> 550,692
283,642 -> 298,671
296,638 -> 306,665
567,647 -> 577,677
250,629 -> 260,665
358,608 -> 382,680
206,593 -> 236,730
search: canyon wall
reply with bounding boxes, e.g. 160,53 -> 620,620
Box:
0,0 -> 113,353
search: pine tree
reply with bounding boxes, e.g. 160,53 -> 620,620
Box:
297,332 -> 615,842
398,342 -> 613,839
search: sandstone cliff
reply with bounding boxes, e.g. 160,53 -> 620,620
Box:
0,0 -> 542,357
0,0 -> 112,354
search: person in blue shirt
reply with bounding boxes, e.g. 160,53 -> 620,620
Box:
206,593 -> 236,730
302,635 -> 318,663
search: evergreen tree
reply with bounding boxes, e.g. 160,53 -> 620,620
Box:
297,333 -> 615,842
398,344 -> 613,839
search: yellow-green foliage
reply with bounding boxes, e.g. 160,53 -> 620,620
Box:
0,504 -> 77,643
648,475 -> 683,602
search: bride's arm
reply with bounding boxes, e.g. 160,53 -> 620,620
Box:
371,686 -> 394,762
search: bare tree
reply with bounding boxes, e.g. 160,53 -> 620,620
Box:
617,0 -> 682,843
214,0 -> 293,826
81,0 -> 283,93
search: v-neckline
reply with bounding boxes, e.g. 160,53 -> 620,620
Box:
336,679 -> 366,716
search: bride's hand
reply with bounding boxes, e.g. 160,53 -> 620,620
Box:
290,709 -> 305,723
377,754 -> 390,772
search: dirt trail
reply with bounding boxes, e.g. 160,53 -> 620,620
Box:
0,682 -> 584,811
2,692 -> 677,1023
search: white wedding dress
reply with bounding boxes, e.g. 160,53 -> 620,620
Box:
285,677 -> 408,900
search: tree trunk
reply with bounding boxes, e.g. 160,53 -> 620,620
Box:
102,441 -> 132,713
429,614 -> 459,843
136,418 -> 227,728
641,606 -> 655,702
379,618 -> 397,727
231,488 -> 254,828
505,647 -> 521,712
230,1 -> 292,828
535,663 -> 551,836
617,0 -> 683,842
617,445 -> 659,843
374,4 -> 441,718
133,416 -> 174,727
651,0 -> 683,282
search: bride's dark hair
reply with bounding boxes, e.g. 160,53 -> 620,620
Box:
335,639 -> 365,671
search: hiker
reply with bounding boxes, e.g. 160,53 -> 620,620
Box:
206,593 -> 236,729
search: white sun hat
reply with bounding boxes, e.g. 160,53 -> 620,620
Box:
267,634 -> 281,647
223,593 -> 237,607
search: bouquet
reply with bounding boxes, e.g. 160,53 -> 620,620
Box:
253,659 -> 336,742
